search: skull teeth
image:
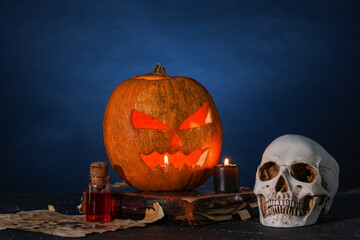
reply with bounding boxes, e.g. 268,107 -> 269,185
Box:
266,198 -> 305,217
266,206 -> 302,216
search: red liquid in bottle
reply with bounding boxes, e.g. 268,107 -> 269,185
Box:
86,191 -> 111,222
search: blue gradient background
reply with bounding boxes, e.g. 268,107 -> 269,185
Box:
1,0 -> 359,193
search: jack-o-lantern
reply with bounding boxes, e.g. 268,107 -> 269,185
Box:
103,63 -> 222,191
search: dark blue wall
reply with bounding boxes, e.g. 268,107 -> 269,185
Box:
1,0 -> 359,193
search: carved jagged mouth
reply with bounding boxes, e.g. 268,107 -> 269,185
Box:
140,148 -> 209,169
258,194 -> 317,218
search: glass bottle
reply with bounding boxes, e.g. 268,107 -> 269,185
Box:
86,162 -> 111,222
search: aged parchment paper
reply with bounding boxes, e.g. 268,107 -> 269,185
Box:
0,203 -> 164,237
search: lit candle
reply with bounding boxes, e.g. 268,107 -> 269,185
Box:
213,158 -> 239,193
161,155 -> 169,169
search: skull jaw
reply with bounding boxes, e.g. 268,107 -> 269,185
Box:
257,194 -> 325,228
260,212 -> 320,228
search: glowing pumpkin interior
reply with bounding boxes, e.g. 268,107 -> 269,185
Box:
131,103 -> 212,169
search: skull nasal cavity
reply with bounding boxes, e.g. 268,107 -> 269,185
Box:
275,175 -> 288,192
170,133 -> 181,147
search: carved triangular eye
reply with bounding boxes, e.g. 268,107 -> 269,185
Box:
132,110 -> 169,129
179,104 -> 212,129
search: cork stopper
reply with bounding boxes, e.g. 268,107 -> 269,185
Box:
90,162 -> 109,177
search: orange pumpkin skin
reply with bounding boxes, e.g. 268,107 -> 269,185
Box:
103,66 -> 222,191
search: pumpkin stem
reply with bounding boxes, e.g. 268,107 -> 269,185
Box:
146,63 -> 169,77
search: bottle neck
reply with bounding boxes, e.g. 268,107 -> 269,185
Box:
89,176 -> 109,190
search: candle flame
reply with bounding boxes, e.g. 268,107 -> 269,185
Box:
224,158 -> 230,165
164,155 -> 169,166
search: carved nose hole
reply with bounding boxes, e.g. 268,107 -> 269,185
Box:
170,133 -> 181,147
275,175 -> 288,192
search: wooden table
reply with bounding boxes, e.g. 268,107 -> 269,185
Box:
0,188 -> 359,239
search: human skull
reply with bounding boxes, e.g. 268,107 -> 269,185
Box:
254,134 -> 339,227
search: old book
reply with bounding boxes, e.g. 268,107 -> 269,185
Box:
82,186 -> 257,226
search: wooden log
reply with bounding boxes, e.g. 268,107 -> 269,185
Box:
81,186 -> 257,226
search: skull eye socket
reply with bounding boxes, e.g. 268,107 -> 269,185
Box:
258,162 -> 280,181
290,163 -> 317,183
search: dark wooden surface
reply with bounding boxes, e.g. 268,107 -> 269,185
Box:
0,188 -> 359,240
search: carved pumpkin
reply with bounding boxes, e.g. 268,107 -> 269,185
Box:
103,63 -> 222,191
